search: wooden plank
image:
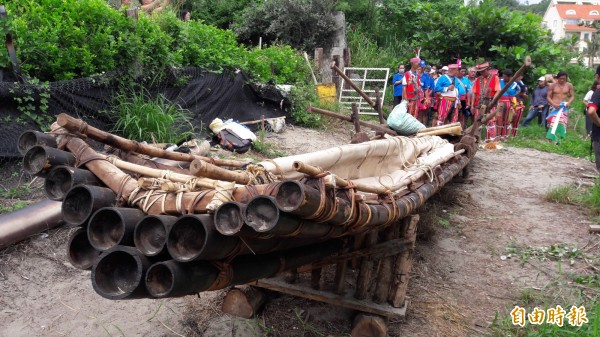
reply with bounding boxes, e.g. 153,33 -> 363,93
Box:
299,237 -> 412,272
252,278 -> 408,319
589,224 -> 600,233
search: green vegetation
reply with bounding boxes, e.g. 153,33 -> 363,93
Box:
545,185 -> 579,204
112,92 -> 193,144
545,181 -> 600,216
506,124 -> 592,159
0,200 -> 28,214
492,237 -> 599,336
0,0 -> 309,85
251,129 -> 287,158
234,0 -> 338,53
505,241 -> 586,267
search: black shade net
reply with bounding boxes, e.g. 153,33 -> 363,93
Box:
0,67 -> 290,158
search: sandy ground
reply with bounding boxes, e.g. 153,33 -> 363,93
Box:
0,122 -> 598,337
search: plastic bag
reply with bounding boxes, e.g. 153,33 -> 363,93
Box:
386,101 -> 426,135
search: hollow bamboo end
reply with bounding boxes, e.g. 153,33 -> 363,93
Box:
23,146 -> 48,176
134,215 -> 170,256
274,180 -> 305,212
167,216 -> 207,262
45,166 -> 73,201
214,202 -> 245,236
88,208 -> 126,251
244,196 -> 279,232
92,247 -> 145,300
67,228 -> 99,270
145,262 -> 175,298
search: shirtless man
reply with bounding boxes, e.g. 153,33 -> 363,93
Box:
547,71 -> 575,110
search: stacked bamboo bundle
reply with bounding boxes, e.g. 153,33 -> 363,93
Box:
14,113 -> 477,302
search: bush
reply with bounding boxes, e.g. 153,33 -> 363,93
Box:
247,45 -> 309,84
234,0 -> 338,52
112,91 -> 194,144
3,0 -> 132,80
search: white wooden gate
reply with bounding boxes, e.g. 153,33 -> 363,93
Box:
338,67 -> 389,115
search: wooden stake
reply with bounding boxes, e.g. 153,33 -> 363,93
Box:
221,286 -> 266,319
375,88 -> 386,124
589,224 -> 600,233
308,105 -> 397,136
351,314 -> 388,337
334,260 -> 348,295
311,268 -> 323,290
354,231 -> 378,300
372,224 -> 399,304
389,215 -> 419,307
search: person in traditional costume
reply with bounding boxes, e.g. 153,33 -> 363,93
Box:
420,65 -> 435,126
497,69 -> 520,140
508,74 -> 528,137
456,66 -> 472,129
469,61 -> 500,140
434,64 -> 460,126
402,57 -> 423,118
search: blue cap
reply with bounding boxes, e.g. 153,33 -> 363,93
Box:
419,60 -> 427,68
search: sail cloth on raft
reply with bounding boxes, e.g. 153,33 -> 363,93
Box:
259,135 -> 455,193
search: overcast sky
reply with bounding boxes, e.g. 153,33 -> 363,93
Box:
518,0 -> 544,4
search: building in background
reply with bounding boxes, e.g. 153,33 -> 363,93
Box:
542,0 -> 600,66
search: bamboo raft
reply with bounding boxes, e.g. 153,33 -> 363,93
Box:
11,112 -> 478,336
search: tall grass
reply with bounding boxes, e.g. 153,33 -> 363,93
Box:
506,123 -> 592,159
112,92 -> 194,144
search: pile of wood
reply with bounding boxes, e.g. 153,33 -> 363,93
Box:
13,112 -> 477,303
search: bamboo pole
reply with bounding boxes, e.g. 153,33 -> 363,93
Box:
308,105 -> 398,136
63,137 -> 263,215
108,149 -> 189,174
56,113 -> 246,167
416,125 -> 463,137
190,159 -> 251,185
416,122 -> 461,133
293,161 -> 390,194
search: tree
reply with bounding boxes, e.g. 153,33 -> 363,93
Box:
586,33 -> 600,67
233,0 -> 339,52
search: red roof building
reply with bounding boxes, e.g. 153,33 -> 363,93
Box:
543,1 -> 600,65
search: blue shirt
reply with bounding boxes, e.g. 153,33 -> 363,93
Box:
455,76 -> 471,97
434,74 -> 455,94
392,72 -> 403,96
500,79 -> 520,97
420,73 -> 434,91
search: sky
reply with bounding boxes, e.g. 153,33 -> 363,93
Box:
518,0 -> 544,3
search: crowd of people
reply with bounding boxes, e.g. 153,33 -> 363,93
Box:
390,57 -> 575,143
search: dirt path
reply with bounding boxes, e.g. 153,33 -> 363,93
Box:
0,126 -> 598,337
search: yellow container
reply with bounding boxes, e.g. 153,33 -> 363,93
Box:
316,83 -> 336,104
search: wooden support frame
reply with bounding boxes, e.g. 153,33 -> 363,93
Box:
251,277 -> 409,319
222,215 -> 421,336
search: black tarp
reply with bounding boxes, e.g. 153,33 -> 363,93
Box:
0,67 -> 290,157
